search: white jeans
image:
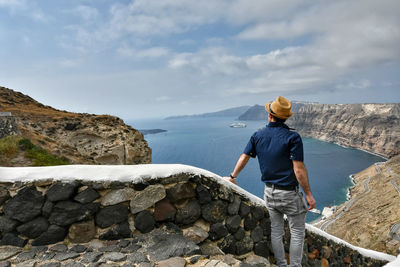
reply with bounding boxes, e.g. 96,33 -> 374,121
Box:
264,185 -> 307,267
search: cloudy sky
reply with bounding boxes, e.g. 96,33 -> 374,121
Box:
1,0 -> 399,119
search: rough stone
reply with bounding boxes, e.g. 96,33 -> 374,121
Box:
251,206 -> 265,221
227,196 -> 241,215
99,221 -> 131,240
101,188 -> 135,206
71,244 -> 87,253
157,257 -> 187,267
0,216 -> 18,233
49,244 -> 68,252
234,228 -> 245,241
196,184 -> 211,204
219,235 -> 236,254
16,216 -> 49,238
120,243 -> 142,253
201,200 -> 227,223
95,204 -> 129,228
209,223 -> 229,241
134,210 -> 155,233
3,186 -> 44,222
147,232 -> 201,261
46,182 -> 78,202
250,225 -> 264,243
183,225 -> 209,244
321,245 -> 333,259
36,251 -> 55,261
38,263 -> 61,267
126,251 -> 148,263
99,244 -> 120,252
167,183 -> 195,203
200,241 -> 225,256
244,254 -> 270,266
53,251 -> 80,261
0,232 -> 27,247
254,240 -> 270,258
49,201 -> 99,226
236,235 -> 254,255
176,199 -> 201,225
130,184 -> 166,214
101,252 -> 127,262
63,263 -> 85,267
42,200 -> 54,218
244,214 -> 257,231
15,260 -> 37,267
81,252 -> 103,263
32,225 -> 67,246
154,198 -> 176,222
0,186 -> 10,206
239,203 -> 251,217
118,239 -> 130,248
15,250 -> 36,262
226,215 -> 241,233
0,246 -> 22,260
74,187 -> 100,204
68,219 -> 96,243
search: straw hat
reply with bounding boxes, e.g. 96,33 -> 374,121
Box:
265,96 -> 293,120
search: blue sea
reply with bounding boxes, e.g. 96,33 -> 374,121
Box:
128,117 -> 385,222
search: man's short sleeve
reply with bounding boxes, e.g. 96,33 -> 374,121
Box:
289,133 -> 304,161
243,134 -> 257,158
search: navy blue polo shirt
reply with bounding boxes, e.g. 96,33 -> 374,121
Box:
243,121 -> 304,186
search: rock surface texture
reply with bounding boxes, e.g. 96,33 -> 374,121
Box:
288,103 -> 400,158
0,170 -> 392,266
0,86 -> 151,165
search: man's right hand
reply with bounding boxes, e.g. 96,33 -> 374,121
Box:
223,176 -> 238,185
306,193 -> 316,210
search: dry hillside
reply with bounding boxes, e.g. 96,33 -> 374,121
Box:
0,86 -> 151,165
320,155 -> 400,255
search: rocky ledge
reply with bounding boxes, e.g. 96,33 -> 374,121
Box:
0,165 -> 395,266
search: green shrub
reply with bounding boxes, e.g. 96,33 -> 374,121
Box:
0,136 -> 70,166
18,138 -> 69,166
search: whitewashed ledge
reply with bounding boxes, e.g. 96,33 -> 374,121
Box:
0,164 -> 397,265
0,164 -> 266,207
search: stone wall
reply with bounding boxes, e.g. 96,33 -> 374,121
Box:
0,112 -> 19,138
0,171 -> 391,266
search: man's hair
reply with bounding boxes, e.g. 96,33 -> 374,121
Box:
271,115 -> 286,123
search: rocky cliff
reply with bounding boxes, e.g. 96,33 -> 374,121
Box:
0,86 -> 151,165
288,103 -> 400,158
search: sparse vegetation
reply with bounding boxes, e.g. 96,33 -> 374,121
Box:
0,135 -> 22,163
0,135 -> 69,166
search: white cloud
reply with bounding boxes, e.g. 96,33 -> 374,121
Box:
75,5 -> 100,21
118,46 -> 170,59
156,96 -> 171,102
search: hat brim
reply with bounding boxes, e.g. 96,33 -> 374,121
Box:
265,102 -> 292,120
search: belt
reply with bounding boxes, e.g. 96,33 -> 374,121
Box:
266,183 -> 298,191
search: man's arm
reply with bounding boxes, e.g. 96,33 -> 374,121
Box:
225,153 -> 250,185
293,160 -> 316,210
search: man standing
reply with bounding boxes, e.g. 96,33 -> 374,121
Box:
225,96 -> 316,267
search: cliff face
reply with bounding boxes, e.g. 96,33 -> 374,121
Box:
0,86 -> 151,165
321,155 -> 400,255
288,103 -> 400,158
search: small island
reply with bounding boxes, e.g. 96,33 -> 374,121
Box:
139,129 -> 167,135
